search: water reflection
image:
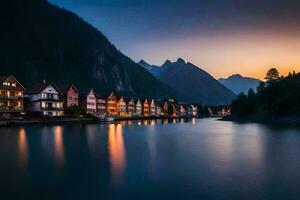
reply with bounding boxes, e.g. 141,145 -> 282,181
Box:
18,128 -> 28,170
87,125 -> 97,158
108,124 -> 126,185
192,118 -> 196,125
54,126 -> 65,168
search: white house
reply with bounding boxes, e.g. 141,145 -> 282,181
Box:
25,83 -> 64,117
81,89 -> 97,114
134,99 -> 142,116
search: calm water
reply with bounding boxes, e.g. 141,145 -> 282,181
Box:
1,118 -> 300,200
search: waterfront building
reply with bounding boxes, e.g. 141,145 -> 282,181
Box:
142,99 -> 150,116
107,92 -> 117,116
25,82 -> 64,117
96,94 -> 108,117
57,85 -> 79,109
150,99 -> 156,116
134,99 -> 142,116
162,101 -> 169,116
188,105 -> 198,116
156,104 -> 162,116
179,104 -> 187,116
80,89 -> 97,114
125,98 -> 135,117
0,75 -> 25,119
117,96 -> 127,117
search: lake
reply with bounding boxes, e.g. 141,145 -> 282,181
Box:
1,118 -> 300,200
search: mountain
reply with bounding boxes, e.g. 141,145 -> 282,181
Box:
0,0 -> 172,98
139,58 -> 236,105
218,74 -> 261,95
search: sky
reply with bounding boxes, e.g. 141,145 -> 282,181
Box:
49,0 -> 300,79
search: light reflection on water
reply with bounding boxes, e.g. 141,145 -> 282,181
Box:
54,126 -> 65,168
4,118 -> 300,199
108,124 -> 126,186
18,128 -> 28,170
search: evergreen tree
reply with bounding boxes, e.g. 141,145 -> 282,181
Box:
265,68 -> 280,82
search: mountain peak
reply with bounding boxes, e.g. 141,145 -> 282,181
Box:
229,74 -> 243,78
162,59 -> 172,66
138,59 -> 149,66
176,58 -> 186,64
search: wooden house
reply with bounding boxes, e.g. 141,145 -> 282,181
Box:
142,99 -> 150,116
0,75 -> 25,119
150,99 -> 156,116
125,98 -> 135,117
188,105 -> 198,116
96,93 -> 108,117
117,96 -> 127,117
107,92 -> 117,116
155,100 -> 162,116
162,101 -> 169,116
80,89 -> 97,114
179,104 -> 187,116
57,85 -> 79,109
25,82 -> 64,117
134,99 -> 142,116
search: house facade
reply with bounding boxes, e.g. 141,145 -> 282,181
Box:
142,99 -> 150,116
117,97 -> 127,117
162,101 -> 169,116
150,99 -> 156,116
58,85 -> 79,109
188,105 -> 198,116
107,92 -> 117,116
156,104 -> 162,116
97,96 -> 107,117
125,98 -> 135,117
0,76 -> 25,119
80,89 -> 97,114
134,99 -> 142,116
179,104 -> 187,116
26,83 -> 64,117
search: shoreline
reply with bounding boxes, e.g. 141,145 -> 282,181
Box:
221,115 -> 300,127
0,115 -> 202,127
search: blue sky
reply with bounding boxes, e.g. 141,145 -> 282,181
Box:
49,0 -> 300,79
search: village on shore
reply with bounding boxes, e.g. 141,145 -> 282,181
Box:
0,75 -> 231,123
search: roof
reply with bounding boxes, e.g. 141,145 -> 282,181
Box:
79,88 -> 96,98
96,91 -> 113,99
57,84 -> 78,95
26,82 -> 62,95
141,99 -> 149,104
124,97 -> 134,104
0,75 -> 26,91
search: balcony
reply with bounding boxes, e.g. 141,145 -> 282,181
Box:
0,94 -> 23,100
40,106 -> 64,111
0,106 -> 23,112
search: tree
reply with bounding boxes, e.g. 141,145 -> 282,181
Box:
257,81 -> 265,93
265,68 -> 279,82
248,88 -> 255,99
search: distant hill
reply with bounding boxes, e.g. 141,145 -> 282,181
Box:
231,73 -> 300,117
139,58 -> 236,105
218,74 -> 261,95
0,0 -> 173,98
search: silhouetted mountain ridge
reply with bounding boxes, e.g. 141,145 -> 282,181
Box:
0,0 -> 173,98
139,58 -> 236,105
218,74 -> 261,94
